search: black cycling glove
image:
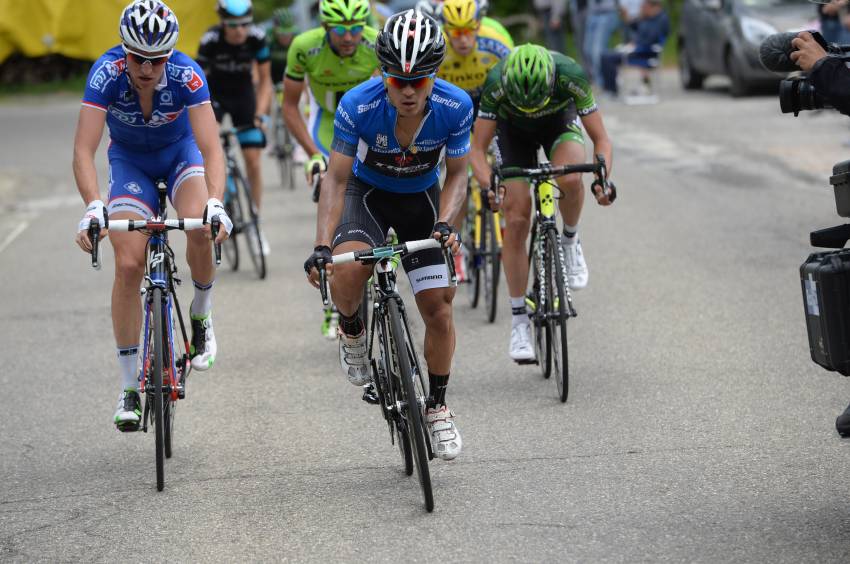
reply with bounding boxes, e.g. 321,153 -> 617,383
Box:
433,222 -> 459,247
304,245 -> 332,275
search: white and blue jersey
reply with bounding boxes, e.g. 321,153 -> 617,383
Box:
331,77 -> 473,194
81,46 -> 211,219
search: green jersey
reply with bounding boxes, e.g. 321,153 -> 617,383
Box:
478,51 -> 597,130
285,27 -> 380,114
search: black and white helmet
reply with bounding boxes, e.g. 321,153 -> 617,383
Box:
376,10 -> 445,75
119,0 -> 179,53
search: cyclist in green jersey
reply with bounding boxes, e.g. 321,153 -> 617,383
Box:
283,0 -> 379,338
470,44 -> 615,362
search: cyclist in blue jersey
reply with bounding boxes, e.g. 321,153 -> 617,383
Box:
197,0 -> 273,254
73,0 -> 231,431
304,10 -> 471,461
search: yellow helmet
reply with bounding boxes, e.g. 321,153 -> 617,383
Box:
442,0 -> 479,28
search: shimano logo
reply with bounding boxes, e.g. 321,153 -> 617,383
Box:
416,274 -> 444,283
357,99 -> 381,113
430,94 -> 461,110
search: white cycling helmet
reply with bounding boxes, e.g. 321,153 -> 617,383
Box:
119,0 -> 180,53
377,10 -> 445,75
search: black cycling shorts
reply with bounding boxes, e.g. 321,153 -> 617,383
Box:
212,90 -> 267,149
332,175 -> 449,295
494,110 -> 584,169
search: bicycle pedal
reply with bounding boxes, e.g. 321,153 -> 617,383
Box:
514,358 -> 538,366
361,383 -> 379,404
116,422 -> 140,433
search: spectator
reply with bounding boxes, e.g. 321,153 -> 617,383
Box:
619,0 -> 643,41
584,0 -> 621,83
569,0 -> 589,68
820,0 -> 850,45
534,0 -> 568,53
598,0 -> 668,97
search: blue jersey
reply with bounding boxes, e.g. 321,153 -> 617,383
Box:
332,77 -> 473,194
82,46 -> 211,153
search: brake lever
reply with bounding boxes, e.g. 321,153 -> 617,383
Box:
442,234 -> 458,287
89,219 -> 101,270
318,259 -> 330,306
210,217 -> 221,266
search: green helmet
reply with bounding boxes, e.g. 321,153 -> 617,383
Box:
501,44 -> 555,112
319,0 -> 371,24
273,7 -> 296,34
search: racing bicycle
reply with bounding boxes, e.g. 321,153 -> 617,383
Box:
316,237 -> 457,512
88,179 -> 222,491
494,156 -> 614,402
271,84 -> 296,191
464,173 -> 503,323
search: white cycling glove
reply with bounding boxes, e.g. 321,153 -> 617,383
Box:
78,200 -> 106,233
204,197 -> 233,235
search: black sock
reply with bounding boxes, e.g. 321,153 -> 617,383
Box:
339,311 -> 363,336
428,373 -> 449,408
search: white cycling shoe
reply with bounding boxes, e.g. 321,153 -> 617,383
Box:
339,329 -> 370,386
190,313 -> 217,371
563,239 -> 588,290
509,323 -> 536,362
426,405 -> 462,460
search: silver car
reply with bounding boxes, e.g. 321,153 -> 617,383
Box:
678,0 -> 816,96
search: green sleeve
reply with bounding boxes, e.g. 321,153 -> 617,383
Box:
553,52 -> 597,115
285,32 -> 310,81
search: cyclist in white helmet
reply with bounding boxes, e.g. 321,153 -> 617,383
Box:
73,0 -> 230,431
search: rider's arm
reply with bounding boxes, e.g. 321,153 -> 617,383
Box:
470,117 -> 497,188
580,110 -> 613,176
282,77 -> 320,156
72,106 -> 106,205
189,103 -> 226,201
255,60 -> 273,118
441,154 -> 470,225
314,150 -> 353,247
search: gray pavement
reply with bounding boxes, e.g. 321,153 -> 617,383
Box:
3,72 -> 850,562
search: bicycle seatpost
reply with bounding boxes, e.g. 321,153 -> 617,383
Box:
210,217 -> 222,266
89,219 -> 102,270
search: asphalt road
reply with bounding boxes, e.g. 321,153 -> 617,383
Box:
3,72 -> 850,562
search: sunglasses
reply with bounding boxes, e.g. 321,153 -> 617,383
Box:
329,23 -> 365,36
445,25 -> 479,38
382,71 -> 435,89
515,96 -> 551,114
123,46 -> 171,66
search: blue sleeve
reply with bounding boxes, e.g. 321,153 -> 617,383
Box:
172,56 -> 211,107
333,93 -> 360,148
446,97 -> 473,159
81,55 -> 121,111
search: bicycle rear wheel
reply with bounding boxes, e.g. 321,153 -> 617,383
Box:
222,178 -> 241,271
545,229 -> 570,402
388,299 -> 433,511
483,211 -> 501,323
150,288 -> 166,491
233,168 -> 267,280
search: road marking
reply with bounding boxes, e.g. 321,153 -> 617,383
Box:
0,220 -> 30,255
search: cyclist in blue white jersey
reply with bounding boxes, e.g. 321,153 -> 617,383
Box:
304,11 -> 472,461
73,0 -> 231,431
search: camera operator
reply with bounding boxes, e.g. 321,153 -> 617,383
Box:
790,31 -> 850,114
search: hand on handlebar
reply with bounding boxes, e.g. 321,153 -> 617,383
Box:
591,154 -> 616,206
433,222 -> 461,255
304,245 -> 333,288
484,184 -> 506,212
76,200 -> 107,253
203,198 -> 232,244
305,153 -> 327,184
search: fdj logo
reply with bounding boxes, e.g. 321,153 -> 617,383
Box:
149,252 -> 165,269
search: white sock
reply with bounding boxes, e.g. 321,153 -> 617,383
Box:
563,223 -> 578,246
510,296 -> 528,328
191,279 -> 214,317
118,345 -> 139,391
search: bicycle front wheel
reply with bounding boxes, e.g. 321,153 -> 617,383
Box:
150,287 -> 166,491
545,229 -> 569,402
222,180 -> 241,271
233,168 -> 267,280
531,233 -> 551,378
465,203 -> 481,309
483,211 -> 501,323
388,299 -> 433,512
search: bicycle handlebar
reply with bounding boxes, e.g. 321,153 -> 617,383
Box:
87,217 -> 222,269
493,154 -> 616,203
